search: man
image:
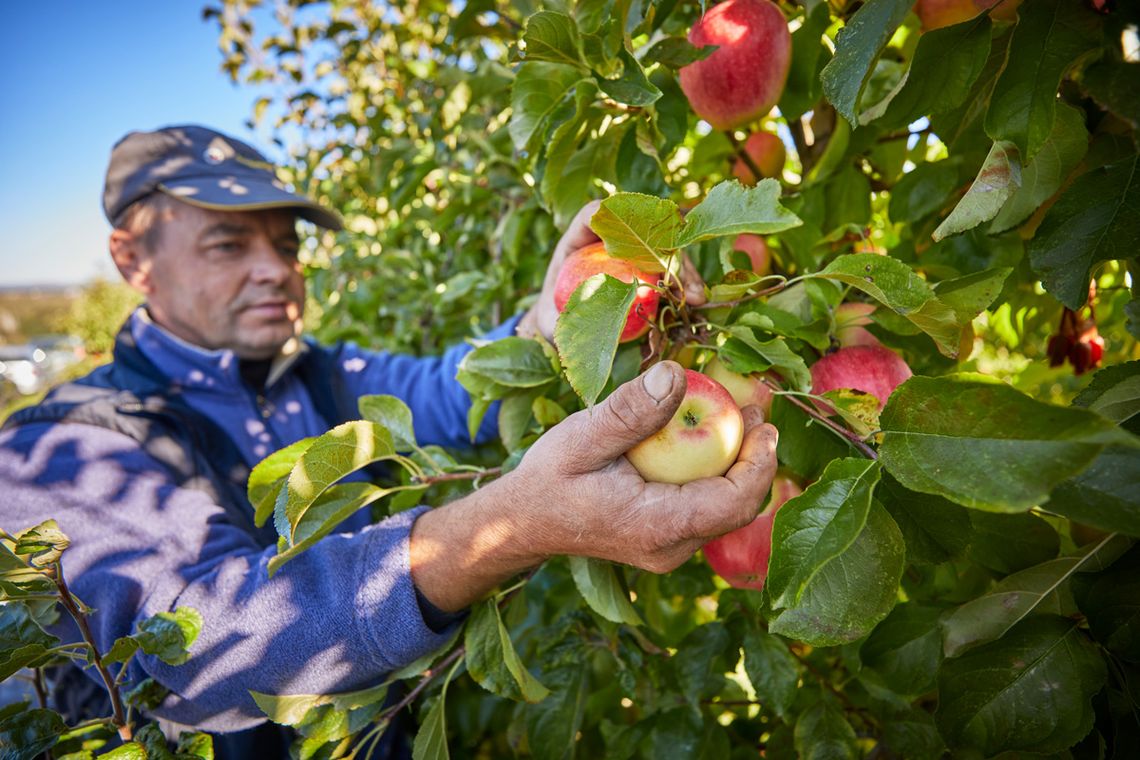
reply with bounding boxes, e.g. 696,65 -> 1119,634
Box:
0,126 -> 778,751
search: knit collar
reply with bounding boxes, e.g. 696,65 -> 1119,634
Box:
129,307 -> 304,393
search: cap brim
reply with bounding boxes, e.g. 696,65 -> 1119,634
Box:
158,177 -> 343,231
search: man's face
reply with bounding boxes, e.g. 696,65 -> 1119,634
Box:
139,203 -> 306,359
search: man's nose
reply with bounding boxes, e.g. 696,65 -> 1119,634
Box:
249,237 -> 297,283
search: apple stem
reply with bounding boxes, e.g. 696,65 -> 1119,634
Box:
763,379 -> 879,460
693,275 -> 796,311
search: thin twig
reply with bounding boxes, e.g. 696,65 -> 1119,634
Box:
413,466 -> 502,485
763,378 -> 879,460
52,563 -> 132,741
693,279 -> 790,311
724,130 -> 765,183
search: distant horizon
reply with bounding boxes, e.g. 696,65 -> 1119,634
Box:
0,2 -> 277,288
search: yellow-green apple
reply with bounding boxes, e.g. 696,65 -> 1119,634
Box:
554,242 -> 660,343
702,473 -> 802,590
810,345 -> 912,411
626,369 -> 744,484
705,357 -> 774,417
679,0 -> 792,130
835,302 -> 879,348
731,131 -> 786,184
732,233 -> 771,275
915,0 -> 1021,31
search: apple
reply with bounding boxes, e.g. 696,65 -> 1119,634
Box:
810,345 -> 912,411
834,302 -> 880,348
702,474 -> 802,590
731,131 -> 786,184
915,0 -> 1021,31
626,369 -> 744,485
554,242 -> 660,343
705,357 -> 774,417
679,0 -> 792,130
732,233 -> 770,275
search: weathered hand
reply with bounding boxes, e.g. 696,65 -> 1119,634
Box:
508,360 -> 779,573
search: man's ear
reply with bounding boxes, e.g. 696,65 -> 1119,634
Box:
109,229 -> 154,294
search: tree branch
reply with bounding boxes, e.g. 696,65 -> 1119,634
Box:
763,378 -> 879,460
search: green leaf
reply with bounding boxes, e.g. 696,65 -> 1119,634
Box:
358,395 -> 417,450
820,0 -> 914,126
881,706 -> 946,760
99,742 -> 148,759
984,0 -> 1102,162
673,623 -> 733,703
742,629 -> 800,719
794,698 -> 859,760
935,616 -> 1107,756
1080,57 -> 1140,130
967,510 -> 1061,575
1073,544 -> 1140,663
0,708 -> 67,760
1073,361 -> 1140,426
641,37 -> 716,69
767,458 -> 882,609
176,731 -> 214,759
464,599 -> 550,703
269,482 -> 394,576
272,421 -> 398,543
539,78 -> 600,228
676,180 -> 803,247
888,159 -> 961,223
931,267 -> 1013,324
522,11 -> 584,69
991,102 -> 1088,233
135,607 -> 203,667
779,2 -> 831,121
721,329 -> 812,393
1028,154 -> 1140,310
248,437 -> 316,528
865,17 -> 992,129
522,666 -> 589,760
1047,446 -> 1140,538
877,472 -> 971,565
861,603 -> 946,696
880,375 -> 1139,512
412,697 -> 449,760
459,337 -> 560,389
554,274 -> 637,406
943,534 -> 1131,657
596,49 -> 662,106
509,62 -> 589,152
251,681 -> 391,726
816,254 -> 962,357
0,605 -> 58,681
768,501 -> 905,647
933,141 -> 1021,241
590,193 -> 682,271
568,556 -> 642,625
13,520 -> 69,568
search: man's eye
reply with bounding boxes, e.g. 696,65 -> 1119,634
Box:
212,241 -> 242,252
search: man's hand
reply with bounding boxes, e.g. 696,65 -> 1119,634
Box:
410,361 -> 779,611
519,202 -> 708,341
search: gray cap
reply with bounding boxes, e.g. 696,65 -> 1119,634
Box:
102,125 -> 342,230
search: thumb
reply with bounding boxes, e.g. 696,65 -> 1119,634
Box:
572,361 -> 686,469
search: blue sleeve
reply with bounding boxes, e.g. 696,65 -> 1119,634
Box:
0,422 -> 456,733
330,314 -> 522,449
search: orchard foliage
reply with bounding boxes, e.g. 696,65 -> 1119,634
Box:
216,0 -> 1138,757
3,0 -> 1139,757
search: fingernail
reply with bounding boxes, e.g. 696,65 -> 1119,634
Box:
644,363 -> 674,401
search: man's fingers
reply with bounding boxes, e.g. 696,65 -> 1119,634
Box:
570,361 -> 686,470
723,422 -> 779,497
557,200 -> 603,257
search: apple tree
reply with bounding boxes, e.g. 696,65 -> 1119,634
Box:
3,0 -> 1138,757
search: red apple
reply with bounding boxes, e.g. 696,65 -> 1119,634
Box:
554,242 -> 660,343
731,131 -> 786,185
732,233 -> 771,275
626,369 -> 744,485
835,302 -> 880,348
810,345 -> 912,411
705,357 -> 774,417
679,0 -> 792,130
703,474 -> 802,590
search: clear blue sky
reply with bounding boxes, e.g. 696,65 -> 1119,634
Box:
0,2 -> 276,287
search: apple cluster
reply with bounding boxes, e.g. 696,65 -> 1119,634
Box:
1047,306 -> 1105,376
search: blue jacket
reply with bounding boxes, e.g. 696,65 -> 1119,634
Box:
0,308 -> 517,734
